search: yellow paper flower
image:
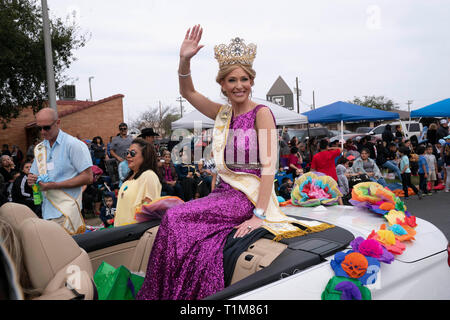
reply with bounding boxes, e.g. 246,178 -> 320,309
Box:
385,210 -> 405,226
376,229 -> 396,246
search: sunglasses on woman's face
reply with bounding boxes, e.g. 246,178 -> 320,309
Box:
126,150 -> 137,157
36,120 -> 57,131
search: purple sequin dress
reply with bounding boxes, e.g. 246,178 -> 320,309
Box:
136,105 -> 272,300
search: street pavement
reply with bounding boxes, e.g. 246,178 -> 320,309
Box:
402,191 -> 450,241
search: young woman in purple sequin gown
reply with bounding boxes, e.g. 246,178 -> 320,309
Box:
136,25 -> 277,300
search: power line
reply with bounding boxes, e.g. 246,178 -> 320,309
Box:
299,98 -> 313,110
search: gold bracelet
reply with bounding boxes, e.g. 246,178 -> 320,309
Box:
178,71 -> 191,78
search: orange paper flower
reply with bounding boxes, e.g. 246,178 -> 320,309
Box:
379,202 -> 395,211
341,252 -> 369,279
396,223 -> 417,242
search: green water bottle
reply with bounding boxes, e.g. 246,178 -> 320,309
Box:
32,184 -> 42,205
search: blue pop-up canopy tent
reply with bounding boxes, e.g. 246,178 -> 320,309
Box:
302,101 -> 399,148
410,98 -> 450,118
302,101 -> 399,123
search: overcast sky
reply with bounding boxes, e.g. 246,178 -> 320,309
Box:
47,0 -> 450,123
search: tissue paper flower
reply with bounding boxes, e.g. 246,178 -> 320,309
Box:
350,236 -> 394,264
368,226 -> 406,255
330,250 -> 380,285
385,210 -> 406,226
390,223 -> 416,242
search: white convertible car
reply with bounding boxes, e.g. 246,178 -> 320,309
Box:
229,205 -> 450,300
0,202 -> 449,300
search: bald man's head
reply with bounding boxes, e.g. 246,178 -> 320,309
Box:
36,108 -> 58,122
35,108 -> 60,143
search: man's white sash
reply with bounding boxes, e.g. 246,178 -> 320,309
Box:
34,142 -> 86,235
212,105 -> 334,240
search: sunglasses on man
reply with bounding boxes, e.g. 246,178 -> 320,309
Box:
119,127 -> 128,131
36,120 -> 57,131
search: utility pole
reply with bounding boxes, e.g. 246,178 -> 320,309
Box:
294,77 -> 301,114
407,100 -> 413,113
88,76 -> 94,101
159,101 -> 162,136
41,0 -> 57,111
312,90 -> 316,110
176,96 -> 186,117
407,100 -> 413,133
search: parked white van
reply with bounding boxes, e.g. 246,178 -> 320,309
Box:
369,121 -> 423,140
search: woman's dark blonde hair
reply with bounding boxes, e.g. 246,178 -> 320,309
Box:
216,64 -> 256,97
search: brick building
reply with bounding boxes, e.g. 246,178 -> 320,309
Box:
0,94 -> 125,156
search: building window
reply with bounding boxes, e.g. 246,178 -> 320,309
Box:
271,95 -> 285,107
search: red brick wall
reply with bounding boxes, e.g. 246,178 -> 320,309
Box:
0,94 -> 124,157
0,108 -> 35,156
60,96 -> 124,145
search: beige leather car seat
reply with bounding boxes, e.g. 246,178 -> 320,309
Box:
230,238 -> 287,285
0,203 -> 96,300
19,218 -> 95,300
129,226 -> 159,273
0,202 -> 37,233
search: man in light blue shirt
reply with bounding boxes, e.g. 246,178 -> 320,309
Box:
28,108 -> 93,223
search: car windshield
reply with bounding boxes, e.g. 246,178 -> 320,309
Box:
286,129 -> 306,140
406,123 -> 420,131
372,126 -> 385,134
356,127 -> 372,133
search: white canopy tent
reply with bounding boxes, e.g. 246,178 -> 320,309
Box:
171,97 -> 308,129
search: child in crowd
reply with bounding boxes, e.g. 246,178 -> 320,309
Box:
399,147 -> 421,200
6,171 -> 20,202
118,160 -> 130,188
279,177 -> 293,200
425,144 -> 438,193
444,142 -> 450,192
417,146 -> 429,195
203,155 -> 218,192
100,192 -> 116,228
275,166 -> 288,193
336,157 -> 350,195
288,146 -> 304,178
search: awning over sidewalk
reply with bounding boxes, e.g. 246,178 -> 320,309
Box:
171,97 -> 308,129
410,98 -> 450,118
302,101 -> 399,123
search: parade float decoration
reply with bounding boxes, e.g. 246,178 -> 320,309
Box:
134,196 -> 184,222
322,182 -> 419,300
84,196 -> 184,232
291,172 -> 342,207
349,182 -> 407,215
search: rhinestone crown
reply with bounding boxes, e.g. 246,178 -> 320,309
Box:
214,37 -> 257,68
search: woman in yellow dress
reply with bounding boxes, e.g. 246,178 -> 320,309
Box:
114,138 -> 161,227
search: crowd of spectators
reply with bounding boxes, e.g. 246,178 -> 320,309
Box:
0,122 -> 221,226
276,119 -> 450,201
1,118 -> 449,227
